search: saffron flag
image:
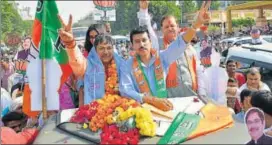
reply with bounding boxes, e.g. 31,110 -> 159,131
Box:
158,103 -> 234,144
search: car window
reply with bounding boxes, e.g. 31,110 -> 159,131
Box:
72,28 -> 88,38
263,37 -> 272,43
228,56 -> 272,70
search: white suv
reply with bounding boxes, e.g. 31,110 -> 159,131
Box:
224,43 -> 272,90
220,35 -> 272,49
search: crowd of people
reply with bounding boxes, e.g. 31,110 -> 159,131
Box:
1,0 -> 272,144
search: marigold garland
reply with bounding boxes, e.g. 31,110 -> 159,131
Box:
89,95 -> 140,132
117,107 -> 157,137
105,59 -> 119,95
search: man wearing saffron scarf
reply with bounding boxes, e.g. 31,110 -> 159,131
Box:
120,1 -> 211,111
137,0 -> 206,98
58,15 -> 124,105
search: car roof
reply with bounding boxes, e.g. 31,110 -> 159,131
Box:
72,27 -> 88,30
221,36 -> 271,44
226,44 -> 272,67
111,35 -> 129,40
220,37 -> 240,43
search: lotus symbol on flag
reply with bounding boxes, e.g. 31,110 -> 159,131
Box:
93,0 -> 116,11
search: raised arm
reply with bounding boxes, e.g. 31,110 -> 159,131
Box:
138,1 -> 159,50
58,15 -> 87,78
161,0 -> 211,68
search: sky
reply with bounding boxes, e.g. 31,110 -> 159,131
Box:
16,1 -> 95,23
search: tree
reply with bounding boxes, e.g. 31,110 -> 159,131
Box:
183,0 -> 197,13
208,25 -> 220,34
111,1 -> 181,35
232,18 -> 255,29
149,1 -> 181,28
210,0 -> 221,10
111,1 -> 138,35
22,20 -> 34,36
1,1 -> 33,48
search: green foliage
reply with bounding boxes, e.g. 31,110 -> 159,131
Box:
111,1 -> 138,35
232,17 -> 255,28
111,1 -> 181,35
183,0 -> 197,13
1,1 -> 33,45
149,1 -> 181,28
208,25 -> 220,33
210,0 -> 221,10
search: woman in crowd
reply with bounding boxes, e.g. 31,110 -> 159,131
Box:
83,26 -> 99,57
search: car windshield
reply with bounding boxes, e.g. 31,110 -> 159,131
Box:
72,28 -> 87,38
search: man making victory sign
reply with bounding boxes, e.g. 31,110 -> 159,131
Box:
120,1 -> 211,111
58,15 -> 125,106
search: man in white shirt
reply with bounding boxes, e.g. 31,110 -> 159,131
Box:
239,67 -> 271,92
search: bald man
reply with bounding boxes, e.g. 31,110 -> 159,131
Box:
239,67 -> 271,92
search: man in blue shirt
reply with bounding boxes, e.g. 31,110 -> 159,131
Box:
119,1 -> 211,111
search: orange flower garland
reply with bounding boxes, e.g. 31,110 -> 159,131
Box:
105,59 -> 119,95
89,95 -> 140,132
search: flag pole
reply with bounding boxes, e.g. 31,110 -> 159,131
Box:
42,59 -> 47,119
41,1 -> 48,120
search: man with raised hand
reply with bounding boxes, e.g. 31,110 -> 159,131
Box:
120,1 -> 211,111
137,0 -> 207,99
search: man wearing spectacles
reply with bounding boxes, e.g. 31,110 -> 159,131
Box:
245,107 -> 272,144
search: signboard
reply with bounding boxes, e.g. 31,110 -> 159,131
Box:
106,9 -> 116,21
93,9 -> 116,21
93,9 -> 104,21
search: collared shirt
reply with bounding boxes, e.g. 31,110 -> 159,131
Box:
119,35 -> 186,103
239,82 -> 271,92
264,126 -> 272,137
138,9 -> 206,97
234,111 -> 245,123
246,134 -> 272,145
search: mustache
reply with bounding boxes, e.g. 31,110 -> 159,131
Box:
139,47 -> 147,50
250,128 -> 258,132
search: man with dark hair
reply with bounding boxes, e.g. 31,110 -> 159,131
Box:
251,91 -> 272,136
240,67 -> 270,92
137,0 -> 208,99
226,60 -> 246,87
119,0 -> 210,111
250,29 -> 262,45
226,78 -> 241,113
58,15 -> 125,105
2,111 -> 26,133
245,107 -> 272,144
234,89 -> 254,122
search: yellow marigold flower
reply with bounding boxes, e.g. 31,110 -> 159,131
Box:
115,107 -> 124,113
83,123 -> 88,129
106,114 -> 114,124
